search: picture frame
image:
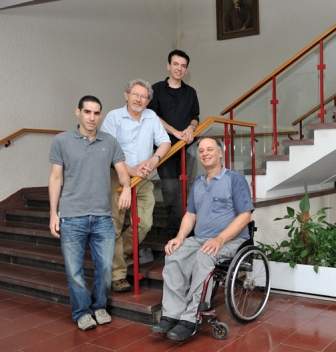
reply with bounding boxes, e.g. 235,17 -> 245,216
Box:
216,0 -> 260,40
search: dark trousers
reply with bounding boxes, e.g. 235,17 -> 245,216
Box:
158,153 -> 182,234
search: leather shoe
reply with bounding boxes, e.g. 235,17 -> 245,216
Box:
112,279 -> 131,292
152,316 -> 178,334
167,320 -> 196,341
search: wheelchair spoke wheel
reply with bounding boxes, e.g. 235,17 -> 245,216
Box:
225,246 -> 270,323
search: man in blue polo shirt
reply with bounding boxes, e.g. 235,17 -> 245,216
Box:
49,95 -> 131,331
152,137 -> 253,341
101,79 -> 171,292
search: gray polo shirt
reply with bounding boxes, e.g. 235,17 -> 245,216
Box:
187,168 -> 254,240
49,130 -> 125,217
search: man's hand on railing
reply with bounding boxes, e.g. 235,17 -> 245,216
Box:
135,158 -> 159,178
181,125 -> 194,144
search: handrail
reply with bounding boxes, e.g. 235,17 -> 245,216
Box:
207,130 -> 298,139
0,128 -> 63,147
129,116 -> 256,189
292,93 -> 336,126
220,24 -> 336,116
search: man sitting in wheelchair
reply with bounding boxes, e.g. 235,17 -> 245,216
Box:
152,137 -> 254,342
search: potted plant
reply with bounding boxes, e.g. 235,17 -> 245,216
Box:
258,193 -> 336,296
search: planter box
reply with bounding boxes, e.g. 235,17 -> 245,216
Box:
268,261 -> 336,297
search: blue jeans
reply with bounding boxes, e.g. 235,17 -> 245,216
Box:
60,215 -> 115,321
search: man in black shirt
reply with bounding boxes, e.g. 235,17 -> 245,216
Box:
148,50 -> 200,234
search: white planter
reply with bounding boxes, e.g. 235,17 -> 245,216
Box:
269,261 -> 336,297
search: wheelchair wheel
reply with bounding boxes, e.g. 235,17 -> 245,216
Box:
211,321 -> 229,339
225,245 -> 270,323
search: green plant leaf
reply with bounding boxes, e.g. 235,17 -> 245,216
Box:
299,193 -> 310,213
313,264 -> 319,273
300,249 -> 309,258
287,207 -> 295,217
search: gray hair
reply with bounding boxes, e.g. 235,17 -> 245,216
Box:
125,79 -> 153,101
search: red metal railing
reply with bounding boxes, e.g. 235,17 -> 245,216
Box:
220,24 -> 336,153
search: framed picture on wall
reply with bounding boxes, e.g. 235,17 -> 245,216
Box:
216,0 -> 260,40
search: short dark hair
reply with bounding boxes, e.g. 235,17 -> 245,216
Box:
168,49 -> 190,66
78,95 -> 102,111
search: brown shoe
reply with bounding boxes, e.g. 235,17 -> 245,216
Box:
112,279 -> 132,292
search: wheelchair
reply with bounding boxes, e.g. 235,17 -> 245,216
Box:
196,221 -> 271,339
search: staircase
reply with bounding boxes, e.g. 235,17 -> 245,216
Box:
0,187 -> 168,324
254,123 -> 336,199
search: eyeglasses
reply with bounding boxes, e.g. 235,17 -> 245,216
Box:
129,92 -> 149,100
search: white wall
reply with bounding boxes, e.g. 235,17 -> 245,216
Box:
0,0 -> 178,200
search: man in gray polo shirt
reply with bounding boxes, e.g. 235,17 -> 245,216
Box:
49,95 -> 131,331
152,137 -> 253,341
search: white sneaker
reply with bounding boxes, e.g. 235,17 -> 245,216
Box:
77,313 -> 97,331
94,309 -> 112,325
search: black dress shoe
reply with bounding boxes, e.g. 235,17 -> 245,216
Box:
166,320 -> 197,341
152,316 -> 179,334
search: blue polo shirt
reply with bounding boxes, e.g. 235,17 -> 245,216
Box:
187,168 -> 254,240
101,105 -> 170,167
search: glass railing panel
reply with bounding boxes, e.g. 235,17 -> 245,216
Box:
277,48 -> 319,132
323,35 -> 336,121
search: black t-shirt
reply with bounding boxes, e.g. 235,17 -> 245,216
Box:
148,78 -> 199,143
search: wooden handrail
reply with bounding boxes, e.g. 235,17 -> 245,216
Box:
0,128 -> 63,147
206,130 -> 298,139
130,116 -> 256,188
221,24 -> 336,116
292,93 -> 336,126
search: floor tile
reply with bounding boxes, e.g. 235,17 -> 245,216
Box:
68,343 -> 116,351
0,288 -> 335,352
0,327 -> 56,351
218,322 -> 296,352
323,339 -> 336,352
281,315 -> 336,351
91,322 -> 150,350
117,334 -> 177,352
272,343 -> 317,352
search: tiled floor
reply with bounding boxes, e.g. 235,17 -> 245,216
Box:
0,289 -> 335,352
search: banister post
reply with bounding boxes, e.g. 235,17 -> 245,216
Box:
180,146 -> 188,215
318,39 -> 326,123
224,123 -> 230,168
131,186 -> 143,295
229,110 -> 235,169
250,126 -> 256,201
299,121 -> 304,140
270,77 -> 279,155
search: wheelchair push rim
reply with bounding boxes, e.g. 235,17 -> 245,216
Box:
225,246 -> 270,323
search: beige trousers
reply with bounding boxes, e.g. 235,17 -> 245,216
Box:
111,171 -> 155,281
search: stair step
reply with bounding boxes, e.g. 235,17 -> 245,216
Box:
307,122 -> 336,130
282,139 -> 314,146
138,259 -> 164,282
0,263 -> 161,322
264,155 -> 289,162
243,168 -> 266,176
0,236 -> 164,282
0,239 -> 93,273
5,208 -> 49,225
